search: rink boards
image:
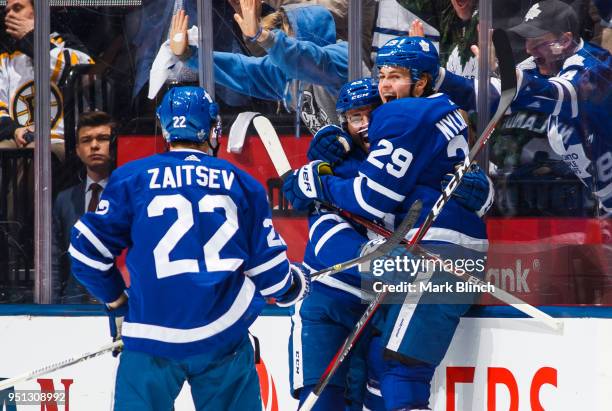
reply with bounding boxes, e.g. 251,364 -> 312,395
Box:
0,306 -> 610,411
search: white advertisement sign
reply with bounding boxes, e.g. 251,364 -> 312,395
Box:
0,315 -> 610,410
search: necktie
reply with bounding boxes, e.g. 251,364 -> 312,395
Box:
87,183 -> 102,212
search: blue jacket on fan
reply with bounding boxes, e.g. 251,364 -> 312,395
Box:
186,5 -> 348,104
69,150 -> 292,360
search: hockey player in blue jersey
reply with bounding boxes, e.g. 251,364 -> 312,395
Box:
68,86 -> 310,411
287,78 -> 379,411
284,37 -> 489,410
290,76 -> 492,411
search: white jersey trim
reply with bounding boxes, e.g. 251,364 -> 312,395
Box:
550,76 -> 578,118
550,80 -> 564,116
122,277 -> 256,343
244,251 -> 287,277
314,222 -> 353,255
354,177 -> 385,219
68,245 -> 113,271
74,220 -> 113,259
359,172 -> 405,202
309,213 -> 346,240
366,384 -> 382,397
476,174 -> 495,217
434,67 -> 446,91
260,270 -> 291,296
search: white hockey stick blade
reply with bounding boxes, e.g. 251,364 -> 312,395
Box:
228,111 -> 260,154
252,116 -> 292,176
0,340 -> 123,391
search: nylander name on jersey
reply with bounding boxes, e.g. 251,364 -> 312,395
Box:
69,149 -> 292,359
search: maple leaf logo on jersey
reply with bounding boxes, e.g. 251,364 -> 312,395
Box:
419,39 -> 430,52
525,3 -> 542,21
184,154 -> 201,162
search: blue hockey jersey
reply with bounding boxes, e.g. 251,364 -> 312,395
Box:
319,94 -> 488,245
69,149 -> 292,359
302,148 -> 371,303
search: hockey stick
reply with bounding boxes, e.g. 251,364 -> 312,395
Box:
310,200 -> 422,280
0,340 -> 123,391
298,29 -> 522,411
321,203 -> 564,331
252,116 -> 292,178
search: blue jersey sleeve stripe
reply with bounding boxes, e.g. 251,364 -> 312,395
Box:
121,278 -> 256,343
68,244 -> 113,271
244,251 -> 288,277
360,172 -> 406,201
74,220 -> 113,259
354,177 -> 386,219
550,76 -> 578,118
260,270 -> 291,296
309,213 -> 346,240
314,222 -> 353,255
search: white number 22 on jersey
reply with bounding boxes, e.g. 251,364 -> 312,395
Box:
147,194 -> 243,279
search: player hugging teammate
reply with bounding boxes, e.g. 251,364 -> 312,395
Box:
283,37 -> 492,410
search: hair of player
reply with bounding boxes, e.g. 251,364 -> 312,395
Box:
76,111 -> 115,140
418,72 -> 436,97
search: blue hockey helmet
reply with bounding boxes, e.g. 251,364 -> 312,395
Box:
156,86 -> 220,150
376,36 -> 440,82
336,77 -> 380,115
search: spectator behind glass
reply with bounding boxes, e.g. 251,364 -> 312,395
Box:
154,0 -> 350,133
592,0 -> 612,52
0,0 -> 93,162
52,111 -> 114,304
372,0 -> 478,78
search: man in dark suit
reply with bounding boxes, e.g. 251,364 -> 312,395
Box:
52,111 -> 114,303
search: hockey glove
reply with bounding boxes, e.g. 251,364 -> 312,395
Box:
442,164 -> 494,217
276,263 -> 311,307
282,160 -> 333,211
307,125 -> 353,165
104,294 -> 128,357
